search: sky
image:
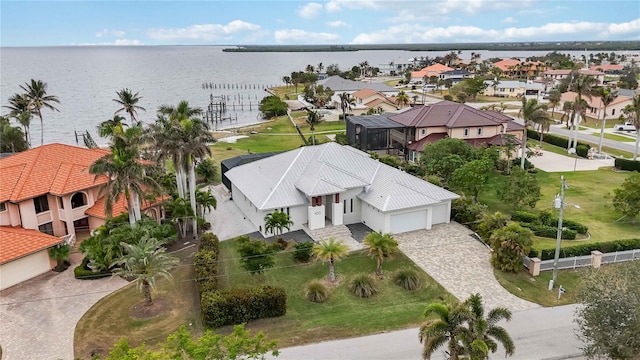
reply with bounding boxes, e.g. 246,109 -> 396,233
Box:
1,0 -> 639,46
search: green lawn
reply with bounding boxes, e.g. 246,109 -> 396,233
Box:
217,239 -> 454,347
478,168 -> 638,249
494,269 -> 581,307
590,132 -> 635,142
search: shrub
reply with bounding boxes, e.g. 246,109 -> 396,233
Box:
512,158 -> 535,170
614,158 -> 640,172
335,132 -> 349,145
511,210 -> 538,223
424,175 -> 443,187
528,249 -> 540,258
526,129 -> 591,157
195,233 -> 220,292
73,257 -> 111,280
304,280 -> 329,303
511,210 -> 588,235
292,241 -> 314,262
443,94 -> 453,101
236,236 -> 276,274
576,144 -> 589,158
201,285 -> 287,327
349,274 -> 378,298
539,238 -> 640,260
518,222 -> 576,240
393,269 -> 421,291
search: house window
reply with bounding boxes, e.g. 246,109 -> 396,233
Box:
343,200 -> 347,214
421,129 -> 426,135
286,207 -> 290,215
477,128 -> 483,136
509,88 -> 515,92
350,199 -> 354,213
70,192 -> 87,208
612,109 -> 615,115
463,128 -> 469,137
0,202 -> 6,212
34,195 -> 49,214
38,222 -> 54,235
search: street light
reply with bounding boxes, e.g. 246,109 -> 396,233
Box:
549,175 -> 580,291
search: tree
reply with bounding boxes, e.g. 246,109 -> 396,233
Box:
113,88 -> 146,125
460,77 -> 488,100
236,237 -> 276,274
612,172 -> 640,221
548,90 -> 561,119
102,324 -> 279,360
595,87 -> 618,153
164,197 -> 193,239
450,159 -> 494,201
305,109 -> 323,145
419,302 -> 469,360
282,75 -> 291,87
195,157 -> 218,185
339,92 -> 355,121
195,188 -> 217,219
395,91 -> 410,108
4,93 -> 32,147
499,134 -> 518,175
575,261 -> 640,359
621,94 -> 640,160
451,195 -> 487,231
363,231 -> 398,275
497,167 -> 541,209
312,238 -> 349,282
259,95 -> 288,118
476,211 -> 509,241
518,97 -> 549,169
48,243 -> 71,272
489,222 -> 533,272
112,236 -> 178,306
20,79 -> 60,146
463,293 -> 515,359
264,210 -> 294,241
0,116 -> 28,153
568,74 -> 596,147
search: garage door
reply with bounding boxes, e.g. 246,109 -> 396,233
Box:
390,210 -> 427,234
0,251 -> 51,290
432,203 -> 448,225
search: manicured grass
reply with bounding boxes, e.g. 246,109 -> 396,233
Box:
216,239 -> 454,347
494,269 -> 580,307
74,248 -> 202,359
527,131 -> 633,158
590,132 -> 635,142
479,168 -> 638,248
270,85 -> 300,99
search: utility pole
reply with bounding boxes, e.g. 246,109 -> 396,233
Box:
549,175 -> 567,290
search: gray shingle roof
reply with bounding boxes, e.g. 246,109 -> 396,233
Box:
317,76 -> 396,92
225,142 -> 458,212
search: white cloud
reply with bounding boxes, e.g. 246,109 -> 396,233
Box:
113,39 -> 142,45
274,29 -> 340,44
325,0 -> 381,12
327,20 -> 349,28
501,17 -> 516,23
351,18 -> 640,44
297,2 -> 323,19
72,39 -> 142,46
148,20 -> 261,41
384,0 -> 533,23
95,29 -> 126,38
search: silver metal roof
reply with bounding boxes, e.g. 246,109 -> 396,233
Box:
226,142 -> 459,212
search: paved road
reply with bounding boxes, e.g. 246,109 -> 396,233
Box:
547,124 -> 638,155
273,305 -> 584,360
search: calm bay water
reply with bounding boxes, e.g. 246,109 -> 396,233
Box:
1,46 -> 587,146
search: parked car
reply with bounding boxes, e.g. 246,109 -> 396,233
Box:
615,122 -> 637,132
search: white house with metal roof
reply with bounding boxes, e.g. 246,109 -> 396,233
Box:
225,142 -> 459,236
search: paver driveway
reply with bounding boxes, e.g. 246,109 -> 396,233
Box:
395,222 -> 539,312
0,261 -> 127,360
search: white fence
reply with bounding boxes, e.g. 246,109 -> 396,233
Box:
524,249 -> 640,272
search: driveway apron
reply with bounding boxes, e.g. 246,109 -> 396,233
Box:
395,222 -> 539,312
205,184 -> 256,241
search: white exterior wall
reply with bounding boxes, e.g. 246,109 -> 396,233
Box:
341,188 -> 364,225
431,202 -> 451,225
361,202 -> 386,233
0,251 -> 52,290
386,206 -> 429,234
231,183 -> 268,235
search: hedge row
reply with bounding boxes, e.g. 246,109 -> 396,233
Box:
519,222 -> 577,240
615,158 -> 640,172
194,233 -> 220,293
531,238 -> 640,260
73,257 -> 111,280
512,210 -> 588,235
201,285 -> 287,327
527,129 -> 591,158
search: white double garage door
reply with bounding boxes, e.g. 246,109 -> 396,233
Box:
389,203 -> 448,235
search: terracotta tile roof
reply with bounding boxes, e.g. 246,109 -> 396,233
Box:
544,69 -> 605,76
494,58 -> 521,72
0,226 -> 63,264
388,101 -> 514,129
85,194 -> 166,220
0,143 -> 110,202
407,133 -> 447,151
482,134 -> 523,146
365,97 -> 397,109
590,64 -> 624,72
351,88 -> 379,99
411,64 -> 454,78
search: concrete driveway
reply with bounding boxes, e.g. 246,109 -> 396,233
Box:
528,149 -> 614,172
205,184 -> 256,241
395,222 -> 539,312
0,262 -> 127,360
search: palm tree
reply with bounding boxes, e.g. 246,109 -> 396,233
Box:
489,222 -> 533,272
462,294 -> 515,359
396,91 -> 410,108
165,196 -> 193,239
49,244 -> 71,272
568,74 -> 596,148
622,94 -> 640,160
113,88 -> 146,125
419,302 -> 470,360
518,97 -> 550,168
339,92 -> 355,121
596,87 -> 618,154
4,93 -> 33,147
112,236 -> 178,306
363,231 -> 398,275
0,116 -> 28,152
317,62 -> 324,74
282,76 -> 291,87
312,238 -> 349,282
547,90 -> 561,119
19,79 -> 60,146
195,188 -> 217,219
305,109 -> 323,145
264,210 -> 294,241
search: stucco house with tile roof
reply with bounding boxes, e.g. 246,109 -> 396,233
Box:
560,91 -> 633,121
225,142 -> 459,236
0,143 -> 164,289
351,88 -> 400,113
410,64 -> 454,83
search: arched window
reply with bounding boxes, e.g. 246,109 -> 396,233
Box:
70,192 -> 87,208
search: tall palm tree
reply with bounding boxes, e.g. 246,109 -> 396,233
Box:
112,236 -> 178,306
396,91 -> 410,108
462,294 -> 515,359
113,88 -> 146,125
518,97 -> 550,168
4,93 -> 33,147
596,87 -> 618,154
568,74 -> 596,148
264,210 -> 294,241
305,109 -> 322,145
312,238 -> 349,282
339,92 -> 355,121
363,231 -> 398,275
622,94 -> 640,160
547,90 -> 561,119
419,302 -> 470,360
195,188 -> 217,219
19,79 -> 60,146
